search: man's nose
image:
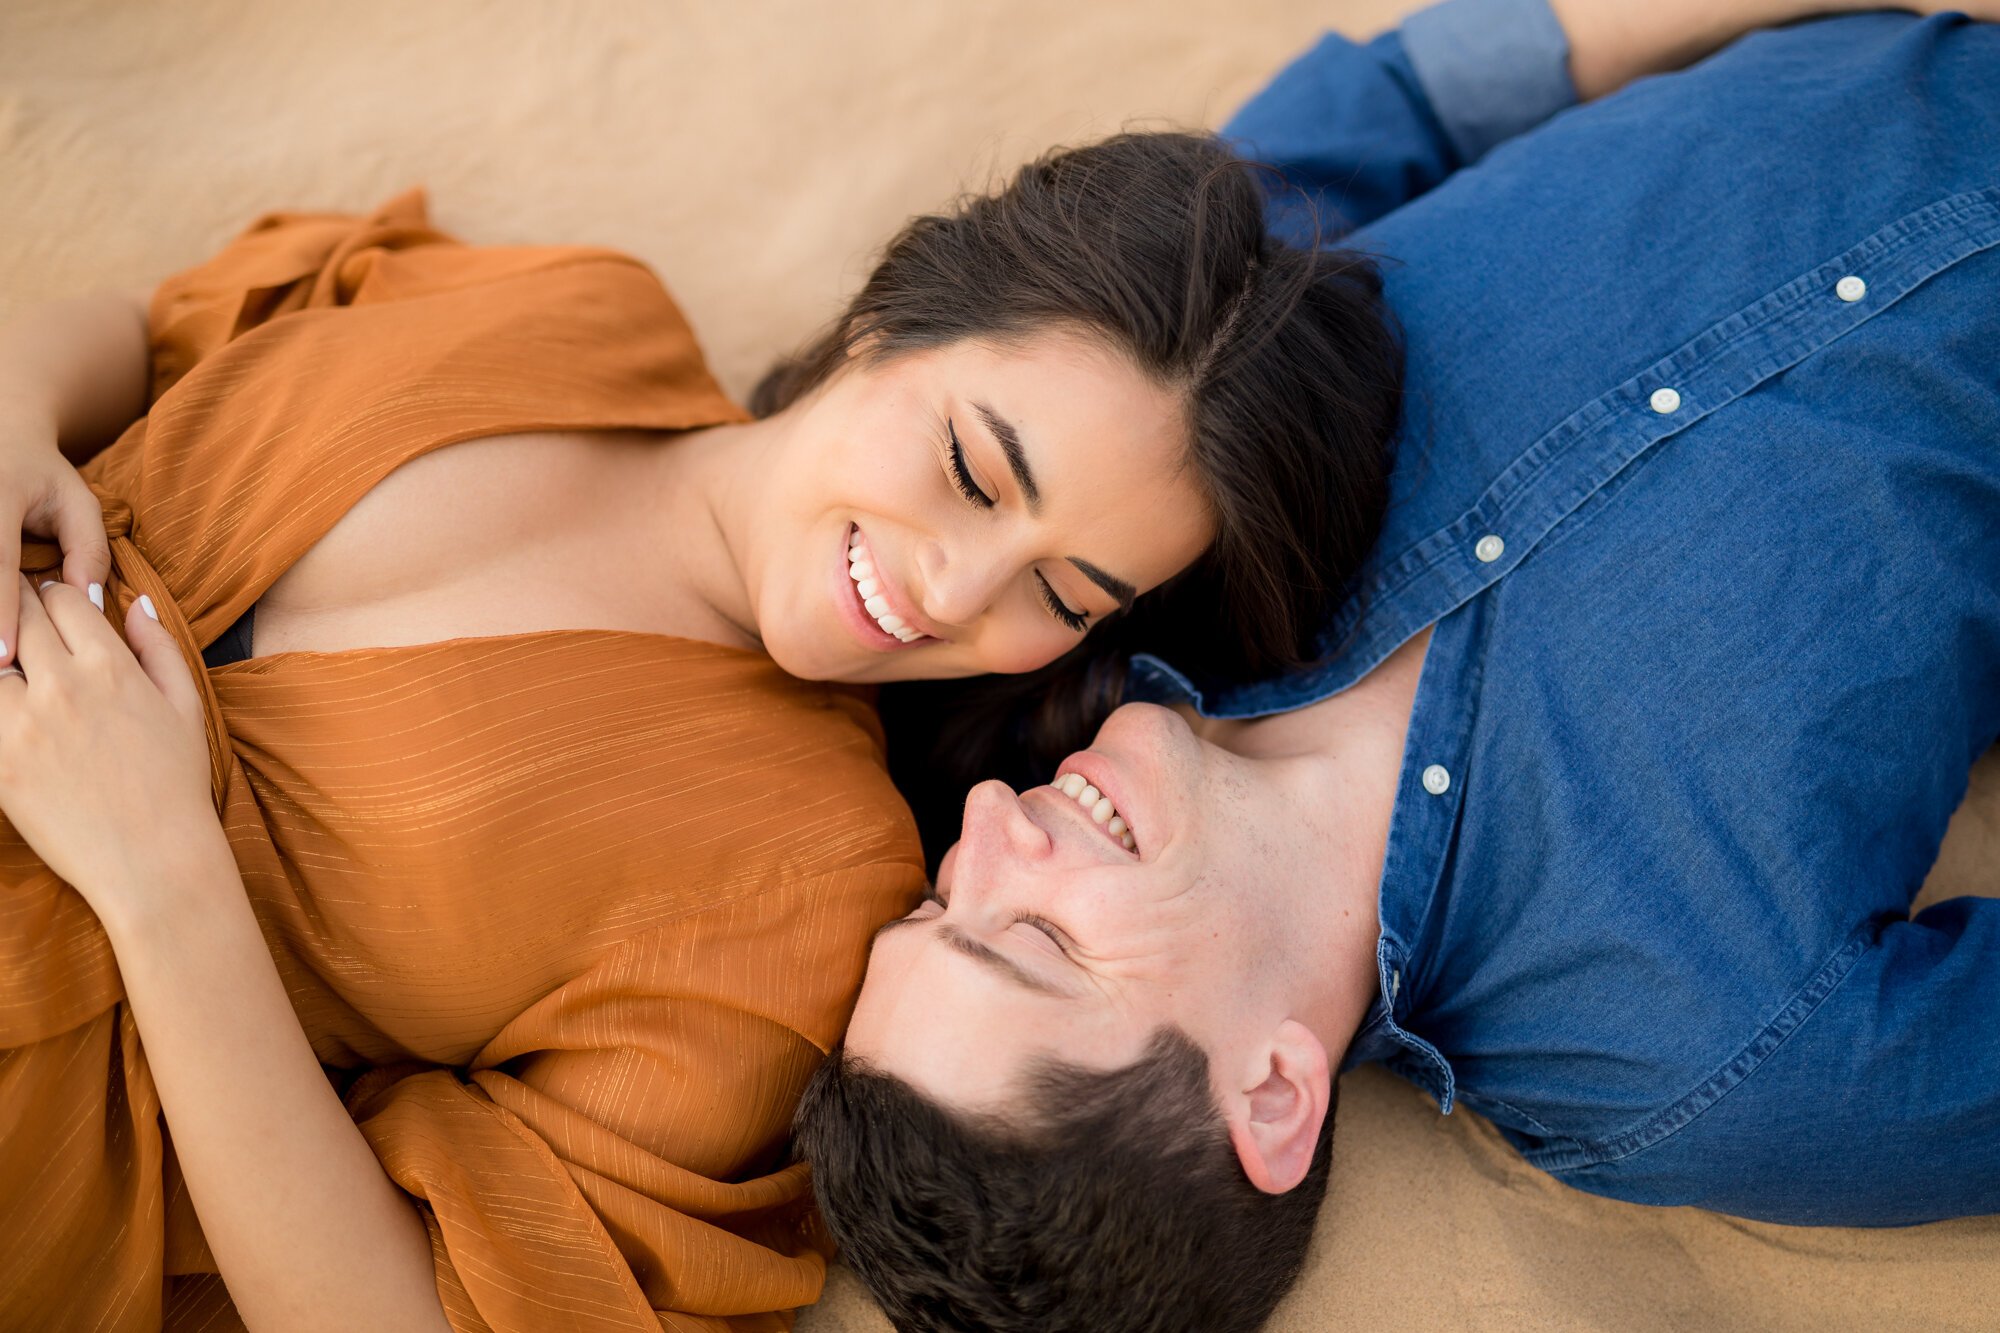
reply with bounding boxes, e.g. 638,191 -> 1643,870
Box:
947,781 -> 1053,906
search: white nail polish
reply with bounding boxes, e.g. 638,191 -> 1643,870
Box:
88,583 -> 104,612
37,581 -> 55,593
138,595 -> 158,622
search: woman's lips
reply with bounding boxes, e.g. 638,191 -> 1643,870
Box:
837,523 -> 935,652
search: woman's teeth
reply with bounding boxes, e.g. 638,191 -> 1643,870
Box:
1053,771 -> 1137,850
849,530 -> 921,643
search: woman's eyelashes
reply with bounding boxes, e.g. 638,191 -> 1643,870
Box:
938,414 -> 1090,632
944,418 -> 995,508
1037,573 -> 1088,632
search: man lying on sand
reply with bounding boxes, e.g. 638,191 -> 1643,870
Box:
798,2 -> 2000,1329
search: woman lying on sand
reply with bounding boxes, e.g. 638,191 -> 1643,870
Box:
0,135 -> 1398,1330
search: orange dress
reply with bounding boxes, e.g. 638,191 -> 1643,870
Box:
0,192 -> 924,1332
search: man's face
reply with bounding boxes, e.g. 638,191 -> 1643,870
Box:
844,702 -> 1313,1116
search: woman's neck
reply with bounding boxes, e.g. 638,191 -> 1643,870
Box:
615,416 -> 777,652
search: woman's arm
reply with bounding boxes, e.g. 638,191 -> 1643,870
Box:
109,839 -> 453,1333
0,579 -> 451,1333
0,288 -> 152,465
0,290 -> 143,661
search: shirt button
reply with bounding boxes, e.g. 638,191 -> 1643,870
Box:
1421,764 -> 1451,796
1474,534 -> 1505,563
1836,274 -> 1867,302
1650,387 -> 1682,414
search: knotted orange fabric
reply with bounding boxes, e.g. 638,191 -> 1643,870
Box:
0,191 -> 924,1332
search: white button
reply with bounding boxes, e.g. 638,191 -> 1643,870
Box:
1650,387 -> 1682,414
1390,969 -> 1402,1000
1421,764 -> 1451,796
1474,534 -> 1505,563
1836,275 -> 1867,302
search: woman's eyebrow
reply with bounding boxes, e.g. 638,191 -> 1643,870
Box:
1067,558 -> 1135,612
973,401 -> 1040,511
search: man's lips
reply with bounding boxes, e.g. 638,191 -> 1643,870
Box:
1042,750 -> 1140,854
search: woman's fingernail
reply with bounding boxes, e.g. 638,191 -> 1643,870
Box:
138,595 -> 158,622
37,581 -> 55,593
88,583 -> 104,612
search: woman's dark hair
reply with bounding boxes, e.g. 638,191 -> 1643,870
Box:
751,131 -> 1400,859
795,1029 -> 1337,1333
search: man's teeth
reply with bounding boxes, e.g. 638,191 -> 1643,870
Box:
1053,771 -> 1137,850
849,530 -> 921,643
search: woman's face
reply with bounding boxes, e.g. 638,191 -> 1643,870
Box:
743,328 -> 1216,684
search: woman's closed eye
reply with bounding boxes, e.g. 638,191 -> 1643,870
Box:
940,416 -> 1092,633
943,418 -> 994,508
1036,574 -> 1088,632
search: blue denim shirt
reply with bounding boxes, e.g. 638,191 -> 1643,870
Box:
1137,3 -> 2000,1226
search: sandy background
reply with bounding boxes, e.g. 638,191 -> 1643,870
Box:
4,1 -> 1997,1329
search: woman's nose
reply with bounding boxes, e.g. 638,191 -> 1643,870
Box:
915,538 -> 1012,629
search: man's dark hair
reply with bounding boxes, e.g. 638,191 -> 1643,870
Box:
793,1027 -> 1337,1333
751,130 -> 1401,861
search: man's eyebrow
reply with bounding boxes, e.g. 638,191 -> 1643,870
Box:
872,912 -> 926,943
939,923 -> 1072,997
973,401 -> 1040,512
1066,557 -> 1136,613
874,903 -> 1075,996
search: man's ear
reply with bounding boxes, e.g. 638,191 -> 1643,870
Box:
1224,1019 -> 1331,1195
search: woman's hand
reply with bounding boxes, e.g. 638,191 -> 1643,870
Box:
0,575 -> 218,927
0,409 -> 111,663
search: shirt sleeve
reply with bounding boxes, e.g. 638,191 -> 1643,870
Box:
1223,0 -> 1576,243
1401,0 -> 1576,164
145,189 -> 433,402
1549,899 -> 2000,1226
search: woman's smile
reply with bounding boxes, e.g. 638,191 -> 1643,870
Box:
838,522 -> 940,652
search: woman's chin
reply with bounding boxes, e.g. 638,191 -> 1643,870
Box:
762,628 -> 884,686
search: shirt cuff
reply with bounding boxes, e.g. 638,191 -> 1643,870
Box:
1400,0 -> 1578,165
